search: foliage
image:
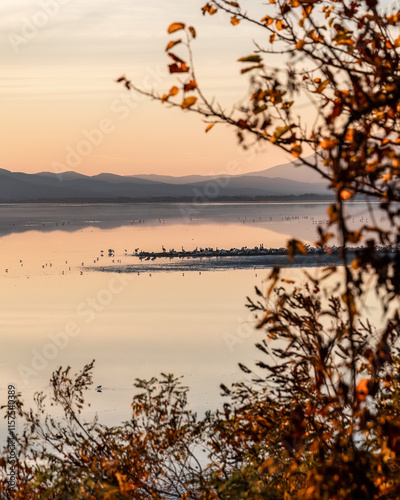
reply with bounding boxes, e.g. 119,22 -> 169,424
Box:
3,0 -> 400,498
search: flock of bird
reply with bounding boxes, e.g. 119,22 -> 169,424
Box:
2,212 -> 388,277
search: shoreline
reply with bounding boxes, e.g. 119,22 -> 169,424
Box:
89,253 -> 354,274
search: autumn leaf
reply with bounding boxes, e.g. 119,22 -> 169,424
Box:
238,119 -> 249,129
276,19 -> 286,30
315,79 -> 330,94
320,138 -> 337,150
202,3 -> 217,15
291,144 -> 302,158
261,16 -> 274,26
165,39 -> 182,51
167,22 -> 186,34
238,55 -> 262,63
169,86 -> 179,97
168,23 -> 186,33
240,64 -> 263,74
169,63 -> 189,74
340,189 -> 354,200
184,80 -> 198,92
168,52 -> 185,64
273,125 -> 291,138
181,96 -> 197,109
356,378 -> 370,402
296,40 -> 306,49
205,123 -> 215,132
287,239 -> 307,262
231,16 -> 240,25
188,26 -> 196,38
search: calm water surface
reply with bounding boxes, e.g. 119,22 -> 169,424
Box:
0,202 -> 382,446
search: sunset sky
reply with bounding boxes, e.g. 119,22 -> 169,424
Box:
2,0 -> 317,177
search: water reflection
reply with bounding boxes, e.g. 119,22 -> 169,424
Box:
0,201 -> 388,447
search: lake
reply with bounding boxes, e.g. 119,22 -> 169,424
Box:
0,201 -> 383,446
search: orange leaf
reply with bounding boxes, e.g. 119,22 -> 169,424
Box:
184,80 -> 198,92
205,123 -> 215,133
345,128 -> 354,143
189,26 -> 196,38
291,144 -> 302,158
276,19 -> 286,30
181,96 -> 197,109
320,138 -> 337,150
169,86 -> 179,97
202,3 -> 217,15
295,40 -> 305,50
340,189 -> 354,200
169,63 -> 189,74
231,16 -> 240,25
356,378 -> 370,402
295,240 -> 307,255
315,79 -> 330,94
168,22 -> 186,34
261,16 -> 274,26
166,39 -> 182,51
168,52 -> 185,64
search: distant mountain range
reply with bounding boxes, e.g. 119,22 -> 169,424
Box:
0,156 -> 330,202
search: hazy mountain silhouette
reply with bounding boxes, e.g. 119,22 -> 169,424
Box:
135,154 -> 326,184
0,157 -> 329,202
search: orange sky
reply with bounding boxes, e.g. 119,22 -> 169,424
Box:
1,0 -> 314,177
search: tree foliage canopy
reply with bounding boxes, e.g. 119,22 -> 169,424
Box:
3,0 -> 400,498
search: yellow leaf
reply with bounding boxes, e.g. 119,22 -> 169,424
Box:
274,125 -> 291,138
168,22 -> 186,34
315,79 -> 330,93
181,96 -> 197,109
205,123 -> 215,133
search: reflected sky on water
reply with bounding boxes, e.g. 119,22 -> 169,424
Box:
0,202 -> 387,445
